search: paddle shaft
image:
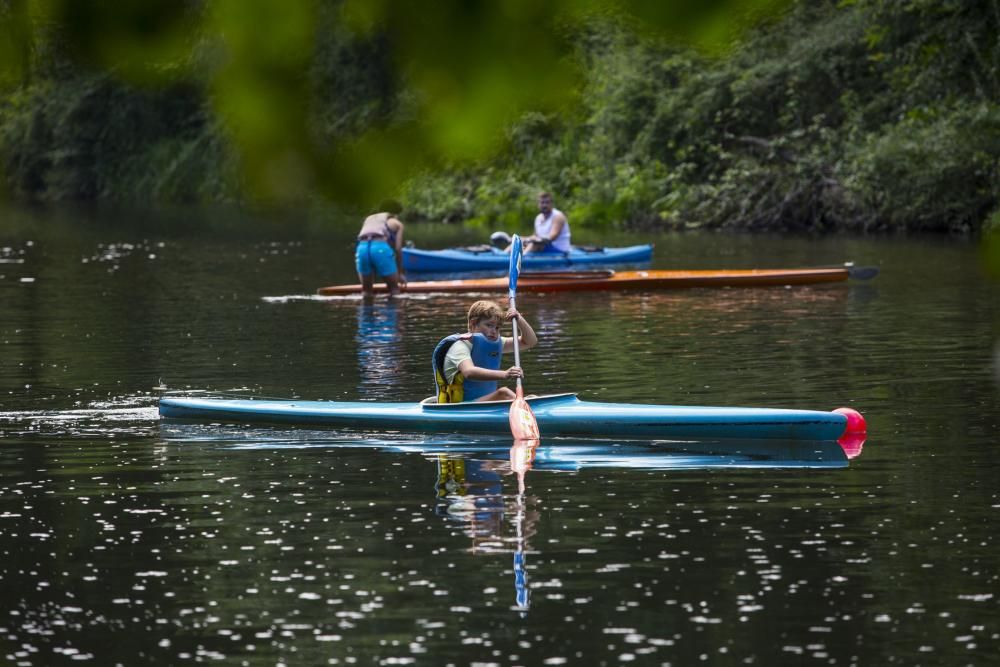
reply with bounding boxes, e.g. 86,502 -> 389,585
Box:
508,234 -> 525,394
506,234 -> 540,440
510,293 -> 523,393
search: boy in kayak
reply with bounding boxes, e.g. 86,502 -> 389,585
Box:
433,300 -> 538,403
356,204 -> 406,296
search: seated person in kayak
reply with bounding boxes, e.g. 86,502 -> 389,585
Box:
433,300 -> 538,403
507,191 -> 571,254
355,203 -> 406,296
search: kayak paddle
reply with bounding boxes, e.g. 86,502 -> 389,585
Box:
844,262 -> 879,280
508,234 -> 540,441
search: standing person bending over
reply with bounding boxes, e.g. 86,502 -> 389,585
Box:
355,206 -> 406,296
525,191 -> 571,254
432,300 -> 538,403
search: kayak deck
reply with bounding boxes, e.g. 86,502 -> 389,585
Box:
318,267 -> 859,295
159,393 -> 849,441
402,244 -> 654,272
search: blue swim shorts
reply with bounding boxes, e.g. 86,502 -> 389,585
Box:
531,240 -> 569,254
355,240 -> 398,277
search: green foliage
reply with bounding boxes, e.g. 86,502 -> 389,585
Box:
844,104 -> 1000,231
403,0 -> 1000,234
0,0 -> 32,90
0,72 -> 232,202
984,210 -> 1000,277
0,0 -> 795,209
1,0 -> 999,236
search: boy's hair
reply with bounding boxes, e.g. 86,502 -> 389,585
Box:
467,300 -> 503,328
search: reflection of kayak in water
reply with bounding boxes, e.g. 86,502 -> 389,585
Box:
425,439 -> 851,470
529,439 -> 850,470
406,438 -> 853,469
317,265 -> 878,295
159,424 -> 861,467
159,393 -> 861,442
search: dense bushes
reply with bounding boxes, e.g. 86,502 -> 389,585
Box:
402,0 -> 1000,234
0,74 -> 232,202
0,1 -> 399,205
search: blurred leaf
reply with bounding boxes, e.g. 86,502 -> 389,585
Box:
207,0 -> 318,201
41,0 -> 201,83
0,1 -> 32,90
2,0 -> 799,207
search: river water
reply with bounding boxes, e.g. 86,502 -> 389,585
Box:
1,205 -> 998,665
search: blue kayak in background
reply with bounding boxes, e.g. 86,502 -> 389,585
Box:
402,244 -> 654,273
159,393 -> 851,442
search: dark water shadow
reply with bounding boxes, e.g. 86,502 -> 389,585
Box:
157,426 -> 855,614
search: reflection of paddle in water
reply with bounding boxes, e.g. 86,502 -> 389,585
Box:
431,442 -> 540,613
510,439 -> 538,613
507,241 -> 539,612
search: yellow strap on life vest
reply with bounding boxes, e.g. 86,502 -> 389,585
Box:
436,456 -> 467,497
435,368 -> 464,404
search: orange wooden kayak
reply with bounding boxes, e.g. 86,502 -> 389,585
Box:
317,266 -> 877,295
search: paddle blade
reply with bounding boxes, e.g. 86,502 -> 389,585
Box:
846,264 -> 880,280
508,234 -> 523,297
509,395 -> 540,441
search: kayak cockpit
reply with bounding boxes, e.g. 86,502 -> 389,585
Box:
419,393 -> 578,409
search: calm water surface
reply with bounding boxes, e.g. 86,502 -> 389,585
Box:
1,206 -> 998,665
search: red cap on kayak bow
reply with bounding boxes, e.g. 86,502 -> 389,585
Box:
833,407 -> 867,459
833,407 -> 866,433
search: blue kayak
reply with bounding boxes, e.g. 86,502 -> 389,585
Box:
159,393 -> 850,441
402,244 -> 653,273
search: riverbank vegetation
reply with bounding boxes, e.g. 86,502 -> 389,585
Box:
1,0 -> 999,236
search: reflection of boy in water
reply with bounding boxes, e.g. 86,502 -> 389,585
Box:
434,457 -> 505,539
433,452 -> 540,610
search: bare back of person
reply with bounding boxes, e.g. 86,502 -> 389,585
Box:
358,213 -> 392,239
355,212 -> 406,295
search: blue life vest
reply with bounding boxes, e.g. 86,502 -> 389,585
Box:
432,333 -> 503,402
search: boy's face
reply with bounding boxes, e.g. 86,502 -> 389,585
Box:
471,316 -> 501,341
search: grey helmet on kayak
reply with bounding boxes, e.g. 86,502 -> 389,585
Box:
490,231 -> 511,248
